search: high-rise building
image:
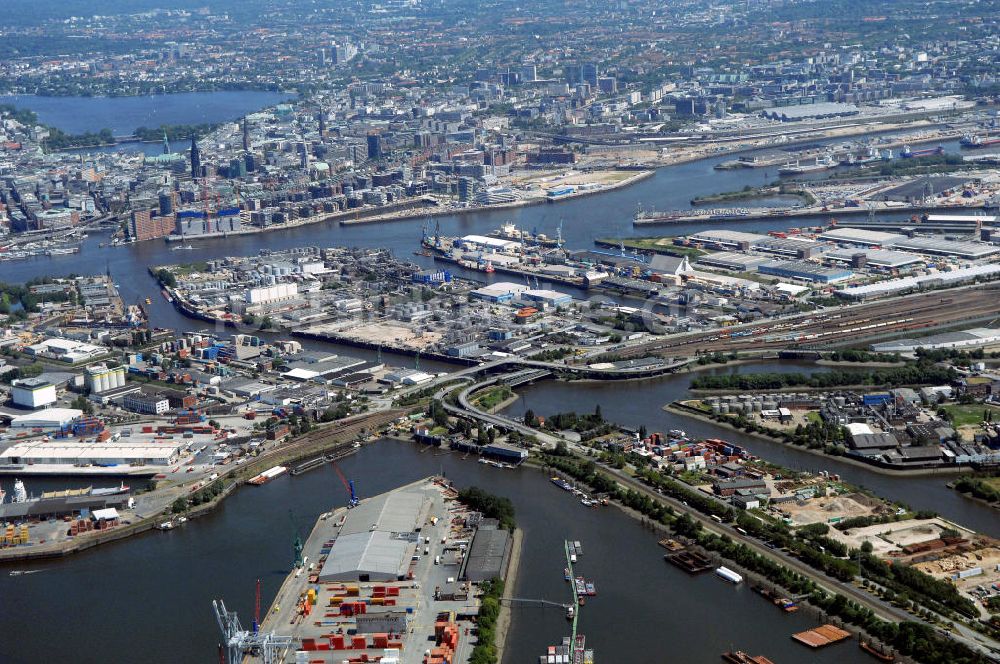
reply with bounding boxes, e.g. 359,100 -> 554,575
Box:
581,62 -> 599,87
318,113 -> 326,139
242,117 -> 250,152
158,192 -> 173,216
520,64 -> 537,82
366,133 -> 383,160
564,64 -> 582,85
457,176 -> 476,202
190,136 -> 201,179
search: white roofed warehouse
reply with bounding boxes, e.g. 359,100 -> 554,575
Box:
317,483 -> 441,582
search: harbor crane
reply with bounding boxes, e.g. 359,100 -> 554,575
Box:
213,599 -> 292,664
331,463 -> 360,508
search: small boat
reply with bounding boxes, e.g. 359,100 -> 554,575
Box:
9,570 -> 44,577
144,297 -> 152,305
157,521 -> 175,531
565,605 -> 575,620
564,567 -> 571,581
570,553 -> 577,563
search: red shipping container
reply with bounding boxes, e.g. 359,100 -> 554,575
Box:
330,635 -> 345,650
351,635 -> 366,649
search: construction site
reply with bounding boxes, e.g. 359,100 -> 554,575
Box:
215,477 -> 513,664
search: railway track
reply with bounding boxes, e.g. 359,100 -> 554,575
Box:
621,285 -> 1000,357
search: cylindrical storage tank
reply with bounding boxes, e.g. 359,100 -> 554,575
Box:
834,396 -> 846,407
711,403 -> 721,415
719,403 -> 730,414
752,401 -> 762,412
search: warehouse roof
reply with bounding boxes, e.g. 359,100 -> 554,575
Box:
822,248 -> 924,268
318,484 -> 435,581
887,237 -> 999,259
461,526 -> 512,583
837,263 -> 1000,298
819,228 -> 905,246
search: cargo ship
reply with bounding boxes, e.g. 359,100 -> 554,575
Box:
777,155 -> 836,176
487,223 -> 559,247
900,144 -> 944,158
248,466 -> 287,485
960,135 -> 1000,149
721,651 -> 776,664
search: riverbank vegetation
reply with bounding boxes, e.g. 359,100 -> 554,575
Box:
953,476 -> 1000,504
690,362 -> 955,391
540,453 -> 986,664
458,487 -> 516,531
134,123 -> 217,142
469,578 -> 505,664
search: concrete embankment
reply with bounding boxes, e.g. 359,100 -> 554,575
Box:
0,411 -> 399,563
494,527 -> 523,664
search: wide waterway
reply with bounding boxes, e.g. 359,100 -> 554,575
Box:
0,440 -> 854,664
0,91 -> 296,137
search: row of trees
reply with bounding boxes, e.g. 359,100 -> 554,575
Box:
468,578 -> 504,664
543,453 -> 984,663
691,362 -> 956,391
458,487 -> 516,531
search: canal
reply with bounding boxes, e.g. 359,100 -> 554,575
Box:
501,369 -> 1000,538
0,440 -> 853,664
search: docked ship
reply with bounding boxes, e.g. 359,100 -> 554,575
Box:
0,479 -> 131,520
551,477 -> 574,491
960,134 -> 1000,149
248,466 -> 287,485
777,155 -> 836,176
900,144 -> 944,158
487,223 -> 559,247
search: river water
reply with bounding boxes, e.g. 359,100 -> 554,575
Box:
0,109 -> 987,661
0,440 -> 853,664
0,91 -> 296,136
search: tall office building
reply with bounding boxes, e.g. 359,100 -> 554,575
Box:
366,133 -> 383,160
581,62 -> 599,87
520,64 -> 537,82
564,64 -> 582,85
189,136 -> 201,179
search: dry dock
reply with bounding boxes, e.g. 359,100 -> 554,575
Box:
256,477 -> 508,664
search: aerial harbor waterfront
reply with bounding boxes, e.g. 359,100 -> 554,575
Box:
4,0 -> 1000,663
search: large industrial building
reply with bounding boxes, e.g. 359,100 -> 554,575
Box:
317,483 -> 440,583
1,439 -> 183,466
758,260 -> 853,284
819,228 -> 905,247
686,230 -> 764,251
887,237 -> 999,260
85,364 -> 127,394
8,408 -> 82,429
11,377 -> 58,409
821,248 -> 924,270
459,522 -> 513,583
836,263 -> 1000,300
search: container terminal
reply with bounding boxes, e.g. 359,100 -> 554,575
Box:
216,476 -> 514,664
